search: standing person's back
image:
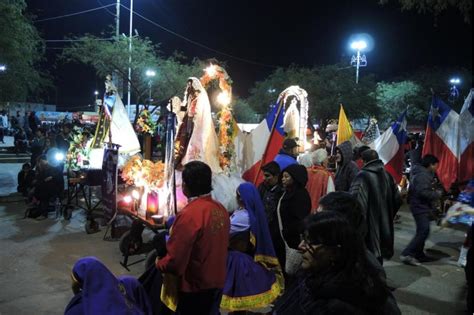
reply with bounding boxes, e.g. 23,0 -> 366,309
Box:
156,161 -> 230,315
350,150 -> 402,263
306,148 -> 335,213
274,138 -> 299,172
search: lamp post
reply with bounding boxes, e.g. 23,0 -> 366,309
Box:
449,77 -> 461,102
127,0 -> 134,118
350,40 -> 367,84
94,91 -> 99,112
0,65 -> 6,72
145,69 -> 156,102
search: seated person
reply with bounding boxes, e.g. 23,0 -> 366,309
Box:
14,128 -> 28,153
221,182 -> 284,313
17,163 -> 35,196
32,155 -> 63,218
65,256 -> 152,315
274,211 -> 401,315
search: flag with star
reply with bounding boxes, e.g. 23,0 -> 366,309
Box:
458,89 -> 474,183
373,110 -> 407,183
422,96 -> 460,190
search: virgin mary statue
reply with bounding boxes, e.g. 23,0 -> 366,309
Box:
175,77 -> 222,173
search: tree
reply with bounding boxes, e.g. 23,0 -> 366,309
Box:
0,0 -> 50,102
232,97 -> 259,123
405,66 -> 472,113
375,80 -> 425,126
378,0 -> 472,23
61,34 -> 203,121
246,64 -> 378,129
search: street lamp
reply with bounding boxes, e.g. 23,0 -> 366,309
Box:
0,64 -> 6,72
449,77 -> 461,102
127,0 -> 134,118
350,40 -> 368,84
146,70 -> 156,102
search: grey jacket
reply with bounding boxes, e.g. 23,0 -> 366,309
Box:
350,159 -> 402,259
335,141 -> 359,192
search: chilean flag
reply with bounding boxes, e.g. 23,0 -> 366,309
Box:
458,89 -> 474,183
242,103 -> 285,184
422,97 -> 460,191
373,110 -> 408,183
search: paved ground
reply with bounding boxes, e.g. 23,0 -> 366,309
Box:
0,191 -> 469,314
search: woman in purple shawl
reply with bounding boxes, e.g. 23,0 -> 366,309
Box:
64,256 -> 152,315
220,182 -> 284,313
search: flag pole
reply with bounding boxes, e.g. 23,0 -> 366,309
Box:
252,99 -> 285,184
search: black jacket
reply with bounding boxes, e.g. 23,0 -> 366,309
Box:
335,141 -> 359,192
258,182 -> 283,227
408,164 -> 440,215
274,273 -> 401,315
277,164 -> 312,249
350,159 -> 402,259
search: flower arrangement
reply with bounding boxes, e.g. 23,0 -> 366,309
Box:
200,64 -> 233,92
66,126 -> 90,171
121,155 -> 165,190
135,109 -> 157,135
200,64 -> 237,172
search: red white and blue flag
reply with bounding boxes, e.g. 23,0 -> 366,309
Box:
458,89 -> 474,183
422,97 -> 461,191
242,103 -> 285,184
373,110 -> 408,183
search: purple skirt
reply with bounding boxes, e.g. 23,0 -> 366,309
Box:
221,251 -> 283,312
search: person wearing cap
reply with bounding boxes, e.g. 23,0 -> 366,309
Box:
274,138 -> 299,172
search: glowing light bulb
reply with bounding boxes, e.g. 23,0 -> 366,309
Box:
205,64 -> 217,77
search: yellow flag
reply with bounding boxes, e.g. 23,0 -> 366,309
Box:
336,105 -> 353,145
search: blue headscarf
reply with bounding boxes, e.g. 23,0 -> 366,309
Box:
66,256 -> 146,315
237,183 -> 280,268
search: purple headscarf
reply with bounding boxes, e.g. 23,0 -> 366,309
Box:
65,256 -> 147,315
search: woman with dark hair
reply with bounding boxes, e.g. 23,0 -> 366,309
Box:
270,164 -> 311,272
274,211 -> 400,314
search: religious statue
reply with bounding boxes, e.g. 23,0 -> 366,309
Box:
174,77 -> 221,173
282,97 -> 300,139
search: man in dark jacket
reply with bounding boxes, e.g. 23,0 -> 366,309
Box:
273,138 -> 298,171
400,154 -> 440,266
334,140 -> 359,191
257,161 -> 283,227
350,150 -> 402,264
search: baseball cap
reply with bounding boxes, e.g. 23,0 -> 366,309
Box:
283,138 -> 299,150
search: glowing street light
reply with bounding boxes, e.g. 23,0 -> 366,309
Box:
450,78 -> 461,85
146,69 -> 156,102
449,77 -> 461,102
350,40 -> 368,84
0,65 -> 6,72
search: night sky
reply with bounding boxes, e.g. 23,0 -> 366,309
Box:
27,0 -> 472,109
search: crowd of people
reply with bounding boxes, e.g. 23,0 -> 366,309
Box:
61,130 -> 474,315
8,112 -> 94,219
